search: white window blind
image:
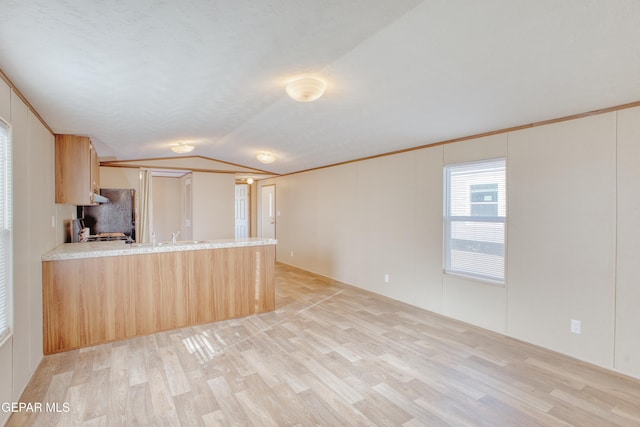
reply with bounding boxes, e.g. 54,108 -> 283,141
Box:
0,118 -> 11,342
444,158 -> 506,283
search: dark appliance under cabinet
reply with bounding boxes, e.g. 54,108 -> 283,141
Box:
76,188 -> 135,242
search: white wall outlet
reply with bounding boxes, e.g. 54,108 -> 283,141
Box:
571,319 -> 581,334
51,215 -> 55,228
290,250 -> 294,257
384,274 -> 390,283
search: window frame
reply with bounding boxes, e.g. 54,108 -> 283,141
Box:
443,158 -> 506,285
0,117 -> 12,347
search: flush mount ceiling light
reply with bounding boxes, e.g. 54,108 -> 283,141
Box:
256,152 -> 276,164
170,143 -> 195,154
285,77 -> 326,102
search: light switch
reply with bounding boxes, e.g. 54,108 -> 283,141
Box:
571,319 -> 581,334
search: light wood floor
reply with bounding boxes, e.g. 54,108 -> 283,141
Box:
9,263 -> 640,426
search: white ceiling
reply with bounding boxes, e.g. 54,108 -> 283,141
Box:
1,0 -> 640,175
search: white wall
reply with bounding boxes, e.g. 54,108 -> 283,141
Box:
100,167 -> 236,243
262,147 -> 445,311
152,176 -> 181,242
0,79 -> 64,426
615,107 -> 640,378
507,113 -> 616,367
262,106 -> 640,380
26,101 -> 59,384
9,90 -> 31,403
99,166 -> 139,189
191,172 -> 235,240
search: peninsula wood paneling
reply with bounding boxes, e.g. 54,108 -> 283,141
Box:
42,245 -> 275,354
256,244 -> 276,312
189,246 -> 276,324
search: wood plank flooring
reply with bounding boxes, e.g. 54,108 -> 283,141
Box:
8,263 -> 640,426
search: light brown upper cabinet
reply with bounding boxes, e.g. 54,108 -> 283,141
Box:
55,134 -> 101,205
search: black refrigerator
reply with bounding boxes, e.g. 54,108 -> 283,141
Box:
77,188 -> 135,241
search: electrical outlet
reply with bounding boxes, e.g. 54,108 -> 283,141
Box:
290,250 -> 294,257
384,274 -> 390,283
571,319 -> 581,334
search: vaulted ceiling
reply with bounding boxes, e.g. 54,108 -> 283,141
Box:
1,1 -> 639,175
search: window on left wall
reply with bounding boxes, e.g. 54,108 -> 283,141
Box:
0,118 -> 11,344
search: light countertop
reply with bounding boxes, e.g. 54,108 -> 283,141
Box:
42,238 -> 278,261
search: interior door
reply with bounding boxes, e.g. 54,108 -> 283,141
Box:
235,184 -> 249,239
260,185 -> 276,239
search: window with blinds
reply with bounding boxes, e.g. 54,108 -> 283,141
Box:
0,118 -> 11,343
444,158 -> 506,283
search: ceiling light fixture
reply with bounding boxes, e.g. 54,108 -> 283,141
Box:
246,178 -> 254,185
286,77 -> 326,102
171,143 -> 195,154
256,152 -> 276,164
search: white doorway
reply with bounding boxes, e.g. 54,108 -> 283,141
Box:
260,185 -> 276,239
235,184 -> 249,239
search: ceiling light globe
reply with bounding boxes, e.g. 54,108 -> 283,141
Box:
286,77 -> 326,102
171,143 -> 195,154
256,152 -> 276,164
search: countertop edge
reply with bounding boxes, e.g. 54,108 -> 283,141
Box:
42,239 -> 278,261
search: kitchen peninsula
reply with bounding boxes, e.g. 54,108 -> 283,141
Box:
42,238 -> 276,354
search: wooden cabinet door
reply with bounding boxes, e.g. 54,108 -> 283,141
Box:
55,134 -> 98,205
90,142 -> 99,195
